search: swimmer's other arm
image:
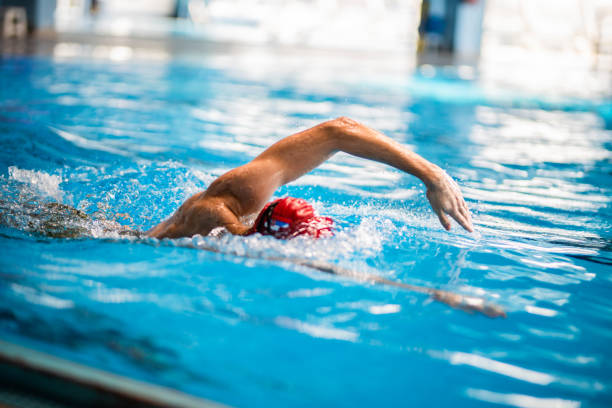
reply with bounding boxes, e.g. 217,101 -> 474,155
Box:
147,117 -> 473,238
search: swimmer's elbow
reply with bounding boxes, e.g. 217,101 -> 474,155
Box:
325,116 -> 361,135
324,116 -> 366,148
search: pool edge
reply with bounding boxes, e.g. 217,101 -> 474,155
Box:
0,339 -> 229,408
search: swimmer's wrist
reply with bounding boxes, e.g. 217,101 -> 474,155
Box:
419,163 -> 445,189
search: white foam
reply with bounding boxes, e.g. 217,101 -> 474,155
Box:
8,166 -> 64,202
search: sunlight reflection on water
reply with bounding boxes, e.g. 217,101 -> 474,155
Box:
0,50 -> 611,407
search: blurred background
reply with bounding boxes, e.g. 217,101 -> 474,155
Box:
1,0 -> 611,73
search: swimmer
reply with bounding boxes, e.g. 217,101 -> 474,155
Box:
3,118 -> 502,317
147,117 -> 474,240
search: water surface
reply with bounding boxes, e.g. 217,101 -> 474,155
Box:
0,49 -> 611,407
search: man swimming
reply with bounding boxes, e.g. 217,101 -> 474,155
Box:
3,118 -> 503,316
147,117 -> 474,239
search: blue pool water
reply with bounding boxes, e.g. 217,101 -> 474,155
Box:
0,49 -> 611,407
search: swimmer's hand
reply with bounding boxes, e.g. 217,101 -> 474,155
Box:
425,168 -> 473,232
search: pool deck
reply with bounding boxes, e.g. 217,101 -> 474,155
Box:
1,29 -> 424,63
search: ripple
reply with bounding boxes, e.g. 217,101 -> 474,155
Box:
466,388 -> 580,408
10,283 -> 74,310
274,316 -> 358,342
1,54 -> 611,408
432,350 -> 555,385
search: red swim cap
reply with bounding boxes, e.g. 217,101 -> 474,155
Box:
250,197 -> 333,239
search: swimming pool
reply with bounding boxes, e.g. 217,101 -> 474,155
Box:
1,46 -> 611,407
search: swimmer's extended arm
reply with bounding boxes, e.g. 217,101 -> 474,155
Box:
206,117 -> 473,232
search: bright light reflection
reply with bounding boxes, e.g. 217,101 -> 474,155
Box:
369,304 -> 401,315
199,0 -> 420,52
108,17 -> 133,36
53,42 -> 169,62
525,305 -> 558,317
433,351 -> 556,385
50,127 -> 128,157
286,288 -> 333,298
481,0 -> 612,97
274,316 -> 358,342
466,388 -> 580,408
90,287 -> 142,303
11,284 -> 74,310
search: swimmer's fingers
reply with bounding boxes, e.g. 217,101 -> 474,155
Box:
461,208 -> 474,232
449,200 -> 474,233
426,175 -> 474,232
427,189 -> 450,230
427,174 -> 474,232
435,208 -> 451,231
458,195 -> 475,232
443,172 -> 475,232
430,196 -> 473,232
459,199 -> 473,224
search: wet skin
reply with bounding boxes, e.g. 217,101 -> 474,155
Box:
147,117 -> 474,239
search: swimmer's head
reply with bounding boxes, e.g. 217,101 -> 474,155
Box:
250,197 -> 333,239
